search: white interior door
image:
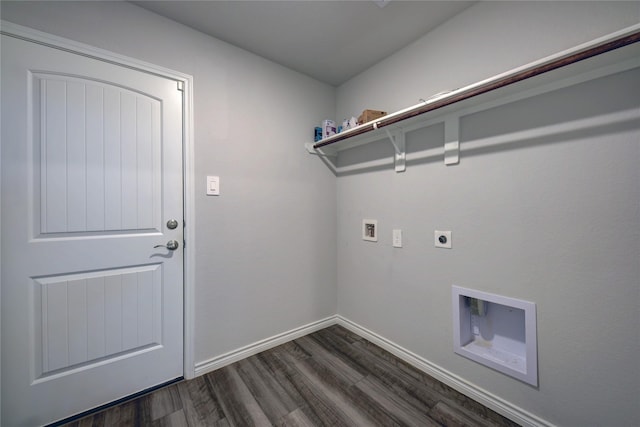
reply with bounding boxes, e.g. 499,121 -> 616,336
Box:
1,34 -> 184,426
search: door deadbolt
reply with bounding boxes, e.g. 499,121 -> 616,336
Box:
167,219 -> 179,230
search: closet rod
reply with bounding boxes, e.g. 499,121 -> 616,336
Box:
314,29 -> 640,150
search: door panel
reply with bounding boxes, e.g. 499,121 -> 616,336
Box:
34,264 -> 162,377
1,34 -> 184,426
35,74 -> 162,235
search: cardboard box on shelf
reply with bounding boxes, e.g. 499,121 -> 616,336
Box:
358,109 -> 387,125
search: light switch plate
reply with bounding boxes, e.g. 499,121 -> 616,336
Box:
435,230 -> 452,248
207,176 -> 220,196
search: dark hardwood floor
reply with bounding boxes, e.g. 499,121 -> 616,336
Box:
64,325 -> 520,426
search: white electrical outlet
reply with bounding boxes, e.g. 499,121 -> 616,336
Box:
435,230 -> 452,249
362,219 -> 378,242
392,229 -> 402,248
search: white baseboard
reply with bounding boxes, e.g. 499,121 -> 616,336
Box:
194,315 -> 338,376
335,315 -> 554,427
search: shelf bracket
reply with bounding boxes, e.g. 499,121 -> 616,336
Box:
384,129 -> 406,172
444,117 -> 460,165
305,142 -> 336,158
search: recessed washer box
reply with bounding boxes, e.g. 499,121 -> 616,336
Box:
452,286 -> 538,386
362,219 -> 378,242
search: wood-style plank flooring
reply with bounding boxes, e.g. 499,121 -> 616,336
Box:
64,325 -> 520,426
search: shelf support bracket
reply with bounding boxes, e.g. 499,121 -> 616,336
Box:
444,117 -> 460,165
384,129 -> 406,172
305,142 -> 336,158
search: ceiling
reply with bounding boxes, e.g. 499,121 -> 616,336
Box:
132,1 -> 475,86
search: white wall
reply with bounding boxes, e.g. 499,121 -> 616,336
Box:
0,0 -> 337,365
335,2 -> 639,426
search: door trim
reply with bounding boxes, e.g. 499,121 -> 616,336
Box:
0,21 -> 197,409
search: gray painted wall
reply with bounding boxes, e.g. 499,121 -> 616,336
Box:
335,2 -> 639,425
0,0 -> 338,364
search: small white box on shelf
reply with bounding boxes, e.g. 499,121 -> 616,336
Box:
322,120 -> 336,139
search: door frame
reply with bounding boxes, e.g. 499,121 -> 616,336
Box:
0,20 -> 197,419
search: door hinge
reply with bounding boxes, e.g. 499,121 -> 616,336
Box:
177,81 -> 184,92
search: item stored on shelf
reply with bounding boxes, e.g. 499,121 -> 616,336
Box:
358,109 -> 387,125
342,117 -> 358,131
322,120 -> 336,139
314,127 -> 322,142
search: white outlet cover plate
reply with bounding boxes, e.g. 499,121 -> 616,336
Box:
435,230 -> 452,248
